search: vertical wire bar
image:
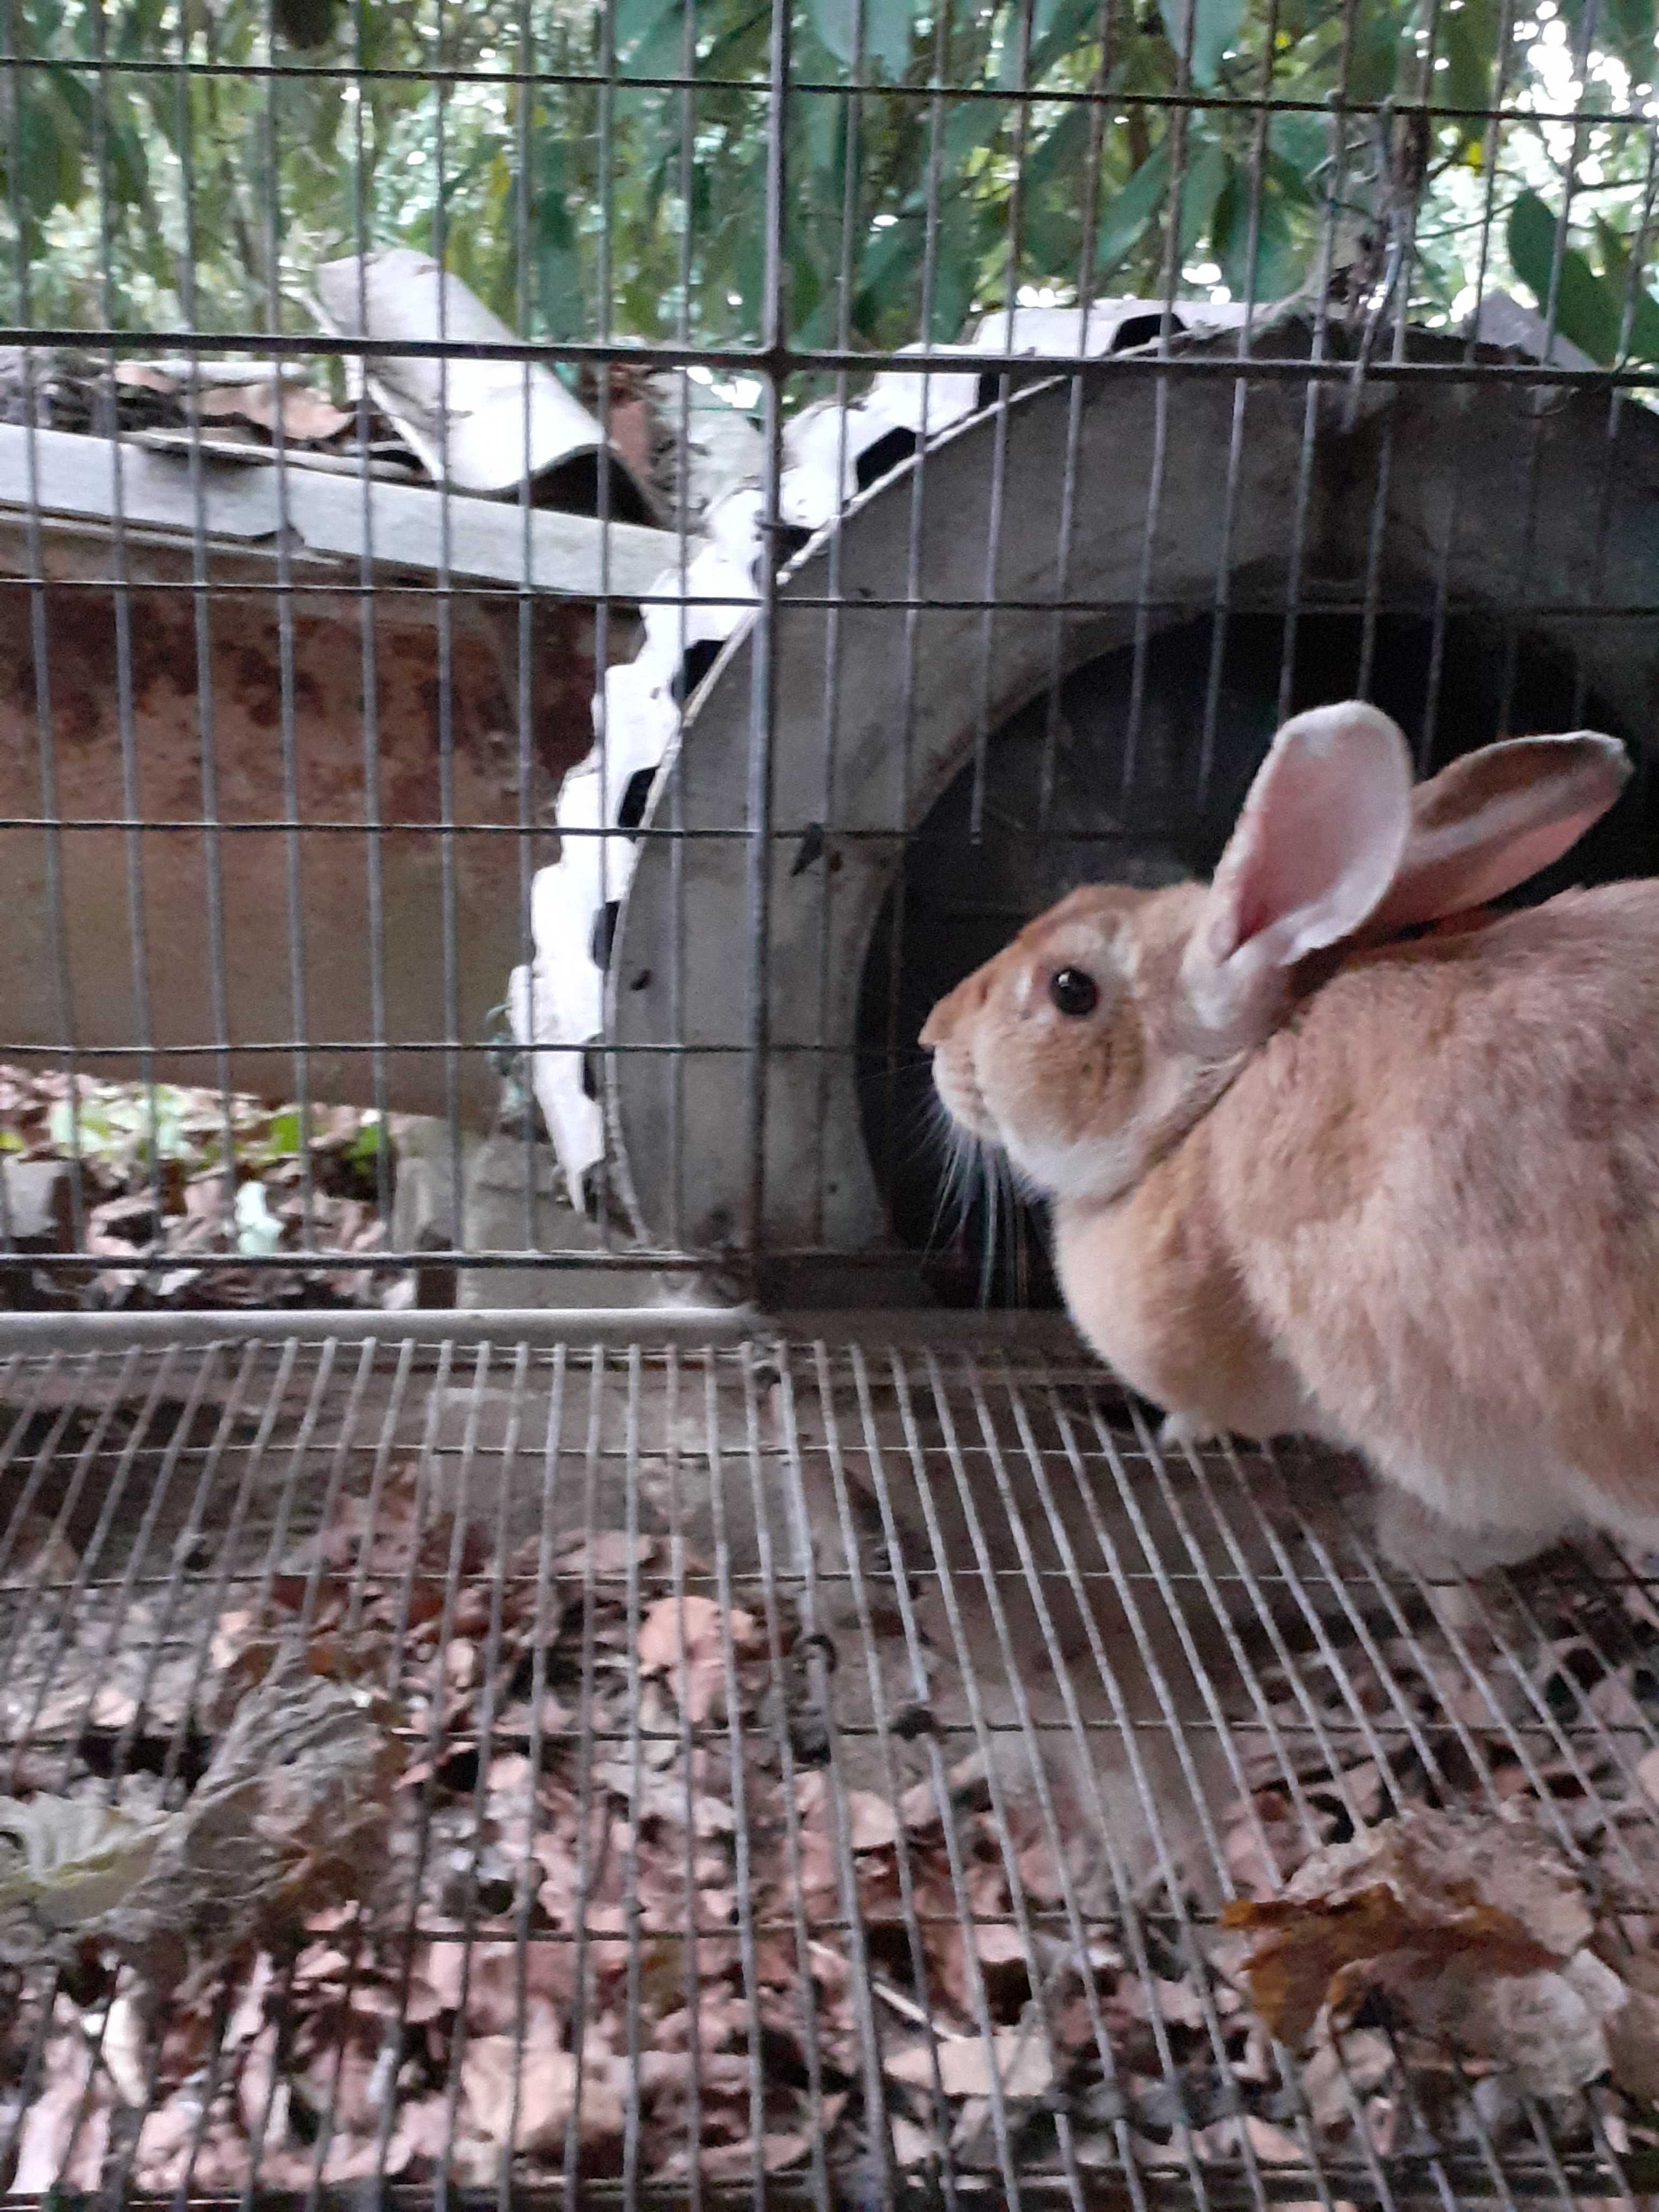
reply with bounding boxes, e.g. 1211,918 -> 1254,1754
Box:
515,2 -> 539,1252
4,0 -> 85,1250
438,1343 -> 541,2194
101,1341 -> 282,1797
889,1348 -> 1090,2206
0,1350 -> 145,1699
349,0 -> 394,1237
1119,0 -> 1200,813
557,1349 -> 609,2208
741,0 -> 791,1292
431,0 -> 465,1274
805,1342 -> 969,2208
975,1355 -> 1229,2193
921,1348 -> 1232,2208
843,1343 -> 1029,2206
875,0 -> 955,1222
967,0 -> 1036,842
587,0 -> 618,1259
172,6 -> 241,1238
1353,0 -> 1447,705
1018,1359 -> 1401,2212
1197,0 -> 1281,805
619,1342 -> 646,2203
698,1348 -> 768,2194
1279,0 -> 1362,723
1036,0 -> 1119,835
260,0 -> 316,1245
661,1349 -> 708,2206
808,0 -> 868,1242
729,1343 -> 841,2204
16,1344 -> 216,1788
88,0 -> 165,1239
503,1341 -> 569,2205
339,1333 -> 421,1654
1249,1441 -> 1458,1800
1068,1390 -> 1304,1882
0,1351 -> 81,1569
1494,0 -> 1604,736
1154,1426 -> 1403,1839
1418,0 -> 1518,768
666,0 -> 697,1251
760,1342 -> 892,2203
1572,115 -> 1658,729
365,1335 -> 479,2204
147,1343 -> 315,1799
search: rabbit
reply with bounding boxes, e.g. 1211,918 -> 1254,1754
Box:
920,701 -> 1647,1580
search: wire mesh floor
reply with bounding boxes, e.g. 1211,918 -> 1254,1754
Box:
2,1322 -> 1658,2207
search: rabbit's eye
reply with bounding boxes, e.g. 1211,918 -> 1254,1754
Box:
1049,967 -> 1098,1018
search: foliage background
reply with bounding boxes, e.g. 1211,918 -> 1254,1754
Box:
5,0 -> 1656,388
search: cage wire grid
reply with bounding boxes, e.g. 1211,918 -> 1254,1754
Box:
6,1326 -> 1659,2204
0,0 -> 1654,1298
0,0 -> 1658,2202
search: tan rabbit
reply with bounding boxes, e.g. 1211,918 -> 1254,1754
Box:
921,702 -> 1645,1575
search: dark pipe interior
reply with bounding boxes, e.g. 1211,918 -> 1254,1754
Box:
856,610 -> 1650,1309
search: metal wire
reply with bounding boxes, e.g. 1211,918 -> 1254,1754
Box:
0,1329 -> 1656,2204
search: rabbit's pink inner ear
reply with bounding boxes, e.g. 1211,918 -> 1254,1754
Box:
1186,702 -> 1413,1042
1367,731 -> 1631,932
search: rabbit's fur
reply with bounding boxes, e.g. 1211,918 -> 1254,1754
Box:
922,704 -> 1644,1576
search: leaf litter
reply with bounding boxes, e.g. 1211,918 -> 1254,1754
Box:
6,1461 -> 1659,2197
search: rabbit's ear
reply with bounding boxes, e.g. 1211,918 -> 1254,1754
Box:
1366,731 -> 1631,933
1183,702 -> 1412,1048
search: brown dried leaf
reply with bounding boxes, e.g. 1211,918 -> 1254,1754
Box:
637,1596 -> 755,1725
197,379 -> 352,442
558,1531 -> 654,1579
1604,1982 -> 1659,2103
886,2030 -> 1053,2101
460,2002 -> 626,2153
846,1790 -> 899,1852
1221,1809 -> 1593,2048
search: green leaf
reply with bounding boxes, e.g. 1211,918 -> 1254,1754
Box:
615,0 -> 681,66
1157,0 -> 1242,85
17,84 -> 83,221
1441,0 -> 1497,129
262,1108 -> 307,1158
1347,0 -> 1401,102
1176,134 -> 1228,261
1095,141 -> 1170,274
1018,102 -> 1092,200
1267,110 -> 1327,182
1558,0 -> 1655,79
1213,171 -> 1303,301
810,0 -> 916,77
1596,215 -> 1631,290
1507,188 -> 1621,364
1028,0 -> 1098,71
106,116 -> 150,210
1587,220 -> 1659,361
925,201 -> 983,341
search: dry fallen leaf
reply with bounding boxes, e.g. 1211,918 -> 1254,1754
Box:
637,1596 -> 756,1725
197,379 -> 352,443
887,2030 -> 1053,2101
460,2002 -> 626,2153
1221,1809 -> 1593,2049
0,1795 -> 168,1938
846,1790 -> 900,1853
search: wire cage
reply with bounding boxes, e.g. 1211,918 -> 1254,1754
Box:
2,0 -> 1659,2201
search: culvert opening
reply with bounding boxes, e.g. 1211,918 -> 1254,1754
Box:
857,610 -> 1647,1310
